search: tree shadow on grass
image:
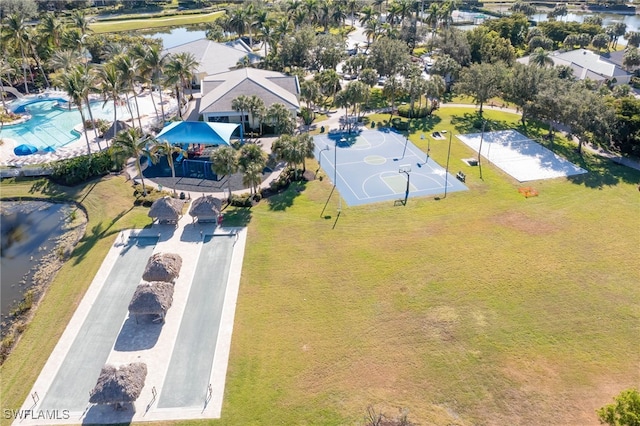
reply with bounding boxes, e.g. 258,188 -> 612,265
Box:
451,112 -> 512,134
72,206 -> 136,265
221,207 -> 252,226
266,181 -> 307,211
408,115 -> 442,133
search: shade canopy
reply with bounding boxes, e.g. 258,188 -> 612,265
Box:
155,121 -> 239,146
148,197 -> 184,224
142,253 -> 183,283
129,282 -> 174,316
103,120 -> 130,140
14,144 -> 38,156
189,195 -> 222,222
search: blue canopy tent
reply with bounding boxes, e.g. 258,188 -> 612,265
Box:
14,144 -> 38,156
154,122 -> 241,146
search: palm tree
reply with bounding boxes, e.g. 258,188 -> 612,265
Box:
242,162 -> 264,195
114,55 -> 144,129
210,146 -> 238,201
272,133 -> 315,178
112,128 -> 150,195
49,49 -> 82,73
150,139 -> 185,196
232,95 -> 251,134
3,14 -> 32,93
259,20 -> 276,57
71,10 -> 92,37
54,65 -> 93,154
23,27 -> 49,89
383,76 -> 404,120
39,12 -> 64,49
80,67 -> 100,142
530,47 -> 554,67
98,62 -> 123,136
164,52 -> 198,119
247,95 -> 265,134
141,45 -> 169,122
264,103 -> 296,135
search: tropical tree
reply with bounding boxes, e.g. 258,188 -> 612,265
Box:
150,139 -> 185,196
39,12 -> 64,49
431,54 -> 461,88
624,31 -> 640,48
529,47 -> 554,67
49,50 -> 82,73
455,62 -> 504,115
623,47 -> 640,71
592,33 -> 610,52
509,1 -> 536,17
597,388 -> 640,426
264,103 -> 296,134
210,146 -> 238,201
425,74 -> 446,112
98,62 -> 122,134
164,52 -> 198,119
247,95 -> 266,133
141,45 -> 169,122
54,65 -> 94,154
503,63 -> 550,125
272,133 -> 315,178
232,95 -> 251,133
315,69 -> 341,106
3,14 -> 32,93
238,143 -> 266,194
114,54 -> 144,129
383,75 -> 404,120
112,127 -> 150,195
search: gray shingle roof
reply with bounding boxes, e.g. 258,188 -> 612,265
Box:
163,39 -> 261,77
517,48 -> 631,81
199,68 -> 300,114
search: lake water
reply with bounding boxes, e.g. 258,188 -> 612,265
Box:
0,201 -> 71,318
144,27 -> 207,49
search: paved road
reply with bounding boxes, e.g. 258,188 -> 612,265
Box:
39,237 -> 158,412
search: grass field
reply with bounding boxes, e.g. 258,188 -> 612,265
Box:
1,108 -> 638,425
90,11 -> 224,33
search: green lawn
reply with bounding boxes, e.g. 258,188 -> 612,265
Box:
90,11 -> 224,33
1,107 -> 638,425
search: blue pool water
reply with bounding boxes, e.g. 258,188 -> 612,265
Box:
2,99 -> 130,150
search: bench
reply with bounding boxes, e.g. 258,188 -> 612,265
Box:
456,171 -> 466,182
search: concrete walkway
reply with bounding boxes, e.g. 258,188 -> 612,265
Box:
15,211 -> 248,425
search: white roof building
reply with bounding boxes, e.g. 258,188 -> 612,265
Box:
517,48 -> 632,85
198,68 -> 300,127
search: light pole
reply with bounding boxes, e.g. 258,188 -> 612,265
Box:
317,144 -> 329,177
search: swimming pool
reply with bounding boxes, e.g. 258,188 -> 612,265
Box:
2,99 -> 131,150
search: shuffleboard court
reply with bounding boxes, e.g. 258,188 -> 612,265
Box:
457,130 -> 587,182
314,129 -> 467,206
157,234 -> 235,408
39,237 -> 158,412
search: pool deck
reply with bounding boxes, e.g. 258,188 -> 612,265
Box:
13,210 -> 248,425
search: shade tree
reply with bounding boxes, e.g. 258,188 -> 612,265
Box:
454,62 -> 504,115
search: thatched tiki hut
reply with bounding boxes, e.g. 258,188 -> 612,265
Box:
89,363 -> 147,410
142,253 -> 182,283
189,195 -> 223,223
128,282 -> 174,323
148,196 -> 184,225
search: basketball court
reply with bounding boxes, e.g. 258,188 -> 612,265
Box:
314,129 -> 467,206
457,130 -> 587,182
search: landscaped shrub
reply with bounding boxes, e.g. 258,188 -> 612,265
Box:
398,104 -> 429,118
230,193 -> 255,207
391,117 -> 409,131
51,149 -> 122,186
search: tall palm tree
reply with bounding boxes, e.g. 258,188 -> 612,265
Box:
140,45 -> 169,122
39,12 -> 64,49
210,146 -> 238,201
49,49 -> 82,73
23,27 -> 49,88
3,14 -> 32,93
247,95 -> 265,134
164,52 -> 198,119
54,65 -> 93,154
264,103 -> 295,135
232,95 -> 251,134
0,59 -> 15,112
243,162 -> 264,195
71,10 -> 92,37
150,139 -> 185,196
114,54 -> 144,129
112,128 -> 150,195
80,66 -> 100,142
98,62 -> 123,136
259,20 -> 276,57
272,133 -> 315,178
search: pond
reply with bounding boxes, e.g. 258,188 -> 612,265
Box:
0,201 -> 82,319
141,26 -> 207,49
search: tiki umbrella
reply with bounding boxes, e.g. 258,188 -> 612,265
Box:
128,281 -> 174,323
148,197 -> 184,224
142,253 -> 183,283
189,195 -> 222,223
89,363 -> 147,409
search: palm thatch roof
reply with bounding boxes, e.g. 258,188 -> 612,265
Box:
128,282 -> 174,317
89,363 -> 147,406
148,196 -> 184,224
102,120 -> 130,140
142,253 -> 182,283
189,195 -> 222,222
